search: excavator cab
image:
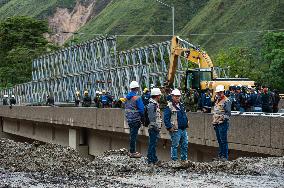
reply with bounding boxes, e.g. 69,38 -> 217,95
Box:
185,68 -> 212,92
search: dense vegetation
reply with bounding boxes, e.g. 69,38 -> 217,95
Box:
0,16 -> 54,88
0,0 -> 283,91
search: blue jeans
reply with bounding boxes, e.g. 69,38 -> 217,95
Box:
147,128 -> 160,164
214,120 -> 229,159
128,121 -> 141,153
170,129 -> 188,161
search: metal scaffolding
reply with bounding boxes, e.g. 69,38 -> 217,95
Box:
0,35 -> 190,104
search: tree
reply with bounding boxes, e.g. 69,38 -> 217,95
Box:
0,16 -> 50,88
215,47 -> 260,80
261,32 -> 284,91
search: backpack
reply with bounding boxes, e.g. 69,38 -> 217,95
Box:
143,102 -> 157,127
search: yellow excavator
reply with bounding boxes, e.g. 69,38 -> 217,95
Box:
167,36 -> 255,93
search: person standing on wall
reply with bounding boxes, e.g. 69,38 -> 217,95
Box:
212,85 -> 232,161
125,81 -> 144,158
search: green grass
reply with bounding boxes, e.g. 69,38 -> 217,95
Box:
0,0 -> 77,20
180,0 -> 284,56
1,0 -> 283,58
77,0 -> 208,50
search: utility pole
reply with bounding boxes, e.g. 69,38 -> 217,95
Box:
155,0 -> 175,36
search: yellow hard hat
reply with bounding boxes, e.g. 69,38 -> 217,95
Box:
84,90 -> 88,95
143,88 -> 148,93
120,98 -> 126,103
76,91 -> 80,95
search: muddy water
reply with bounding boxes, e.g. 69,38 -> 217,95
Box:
0,138 -> 283,187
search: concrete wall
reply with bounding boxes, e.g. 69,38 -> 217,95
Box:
0,106 -> 283,158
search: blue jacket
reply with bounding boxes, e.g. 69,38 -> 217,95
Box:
163,102 -> 188,130
201,93 -> 212,108
126,91 -> 144,118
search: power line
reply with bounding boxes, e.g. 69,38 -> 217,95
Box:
76,28 -> 284,38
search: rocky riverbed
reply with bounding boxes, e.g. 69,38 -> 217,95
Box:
0,138 -> 283,187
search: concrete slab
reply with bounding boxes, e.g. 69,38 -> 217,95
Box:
33,123 -> 53,143
188,112 -> 205,139
270,117 -> 284,149
2,118 -> 18,134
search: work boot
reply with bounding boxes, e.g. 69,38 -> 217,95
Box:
128,152 -> 142,158
154,160 -> 162,167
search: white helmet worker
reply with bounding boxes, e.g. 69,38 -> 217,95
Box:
130,81 -> 139,89
215,85 -> 225,93
95,91 -> 100,94
4,95 -> 8,98
151,88 -> 162,96
171,89 -> 181,96
11,95 -> 15,98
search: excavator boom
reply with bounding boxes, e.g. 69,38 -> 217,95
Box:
167,36 -> 218,87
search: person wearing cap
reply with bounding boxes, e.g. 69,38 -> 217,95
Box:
146,88 -> 162,166
82,90 -> 92,107
163,89 -> 189,162
234,85 -> 242,111
3,95 -> 9,105
212,85 -> 231,161
261,87 -> 273,113
100,90 -> 110,108
142,88 -> 151,106
125,81 -> 144,158
200,88 -> 212,113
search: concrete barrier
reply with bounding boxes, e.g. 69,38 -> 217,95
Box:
0,106 -> 283,157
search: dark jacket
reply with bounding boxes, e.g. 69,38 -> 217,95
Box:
82,96 -> 92,107
163,102 -> 188,130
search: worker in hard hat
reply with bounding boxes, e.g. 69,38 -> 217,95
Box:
94,91 -> 101,108
212,85 -> 231,161
46,94 -> 55,107
146,88 -> 162,166
142,87 -> 150,106
125,81 -> 144,158
3,95 -> 9,105
74,90 -> 81,107
82,90 -> 92,107
9,94 -> 16,109
163,89 -> 189,163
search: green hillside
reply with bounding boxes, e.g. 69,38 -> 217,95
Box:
0,0 -> 76,19
77,0 -> 284,54
181,0 -> 284,55
77,0 -> 208,49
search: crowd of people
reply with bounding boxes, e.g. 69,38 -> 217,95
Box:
69,84 -> 281,114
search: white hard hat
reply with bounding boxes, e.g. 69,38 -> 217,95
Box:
96,91 -> 100,94
130,81 -> 139,89
102,90 -> 106,93
4,95 -> 8,98
171,89 -> 181,96
99,92 -> 102,95
11,95 -> 15,98
150,84 -> 155,88
215,85 -> 225,92
151,88 -> 162,96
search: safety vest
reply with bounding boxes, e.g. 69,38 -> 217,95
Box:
213,96 -> 230,124
167,102 -> 179,131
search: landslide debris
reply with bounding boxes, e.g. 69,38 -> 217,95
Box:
0,138 -> 283,187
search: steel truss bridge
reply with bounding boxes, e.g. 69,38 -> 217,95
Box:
0,36 -> 192,104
